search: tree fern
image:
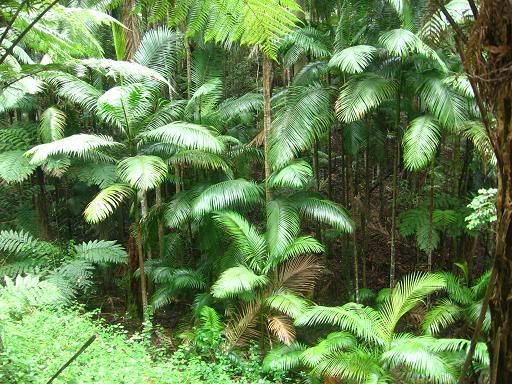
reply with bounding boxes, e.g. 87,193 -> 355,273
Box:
74,240 -> 127,264
0,150 -> 37,183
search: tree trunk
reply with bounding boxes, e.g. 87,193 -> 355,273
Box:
262,54 -> 273,202
121,0 -> 140,60
490,99 -> 512,382
390,137 -> 398,288
155,186 -> 165,260
35,167 -> 50,240
137,190 -> 149,318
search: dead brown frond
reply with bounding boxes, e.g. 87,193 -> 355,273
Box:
278,254 -> 324,296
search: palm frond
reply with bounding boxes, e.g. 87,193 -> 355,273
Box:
267,160 -> 313,190
266,199 -> 300,261
301,331 -> 357,366
267,315 -> 296,345
117,155 -> 168,191
278,254 -> 324,295
83,183 -> 134,224
336,74 -> 396,123
295,303 -> 384,346
270,84 -> 333,169
263,342 -> 306,371
168,150 -> 233,178
266,291 -> 310,318
213,211 -> 267,270
211,266 -> 268,298
379,273 -> 446,341
292,193 -> 354,233
422,298 -> 462,335
40,106 -> 66,143
329,45 -> 377,74
192,179 -> 264,217
138,122 -> 225,153
402,115 -> 441,171
25,134 -> 122,164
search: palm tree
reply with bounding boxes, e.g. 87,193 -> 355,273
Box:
264,273 -> 489,383
423,270 -> 491,337
210,206 -> 326,347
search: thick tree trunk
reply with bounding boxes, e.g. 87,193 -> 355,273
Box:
490,99 -> 512,382
262,54 -> 273,202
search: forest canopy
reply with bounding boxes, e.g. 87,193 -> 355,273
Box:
1,0 -> 511,383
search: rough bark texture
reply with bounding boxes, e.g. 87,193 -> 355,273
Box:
466,1 -> 512,381
491,100 -> 512,382
121,0 -> 141,60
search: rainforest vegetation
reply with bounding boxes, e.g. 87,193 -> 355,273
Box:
1,0 -> 512,383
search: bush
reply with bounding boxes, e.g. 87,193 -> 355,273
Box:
0,306 -> 294,384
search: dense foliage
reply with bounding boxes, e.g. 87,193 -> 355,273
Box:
0,0 -> 504,382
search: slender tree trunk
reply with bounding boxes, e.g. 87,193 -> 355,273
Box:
35,167 -> 50,240
155,186 -> 165,260
313,140 -> 320,191
390,79 -> 401,288
390,138 -> 399,288
362,146 -> 370,287
185,33 -> 192,99
262,54 -> 273,202
328,124 -> 333,199
428,166 -> 435,273
137,190 -> 149,318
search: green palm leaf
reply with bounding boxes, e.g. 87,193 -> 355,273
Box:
168,150 -> 233,178
74,240 -> 128,264
329,45 -> 377,74
213,211 -> 267,271
266,292 -> 310,318
295,303 -> 384,346
301,331 -> 357,366
379,273 -> 445,341
117,155 -> 168,191
139,121 -> 225,153
25,134 -> 122,164
402,115 -> 441,171
40,106 -> 66,143
263,342 -> 306,372
192,179 -> 264,217
267,160 -> 313,189
292,193 -> 354,233
84,183 -> 134,224
270,84 -> 333,169
266,199 -> 300,261
211,266 -> 268,298
336,74 -> 396,123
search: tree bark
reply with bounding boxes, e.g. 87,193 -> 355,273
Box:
137,190 -> 149,318
490,99 -> 512,382
121,0 -> 140,60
